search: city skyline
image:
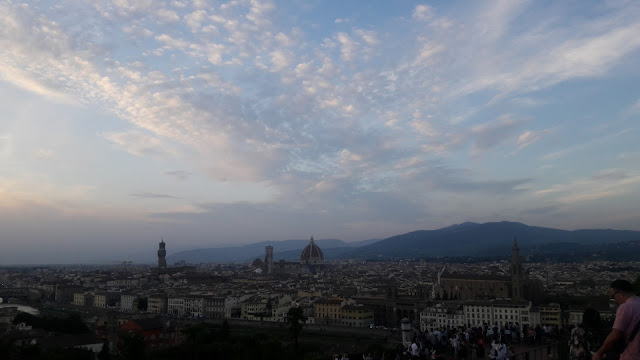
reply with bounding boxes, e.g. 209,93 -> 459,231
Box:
1,1 -> 640,264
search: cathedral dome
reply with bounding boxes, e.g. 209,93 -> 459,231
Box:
250,258 -> 264,269
300,236 -> 324,265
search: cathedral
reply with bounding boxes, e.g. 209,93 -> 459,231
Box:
434,238 -> 543,303
251,236 -> 325,275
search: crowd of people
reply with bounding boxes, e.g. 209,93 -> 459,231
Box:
330,279 -> 639,360
398,322 -> 567,360
329,322 -> 570,360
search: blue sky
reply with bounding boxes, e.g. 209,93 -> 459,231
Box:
1,0 -> 640,264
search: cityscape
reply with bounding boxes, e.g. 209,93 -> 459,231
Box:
1,231 -> 639,359
2,0 -> 640,359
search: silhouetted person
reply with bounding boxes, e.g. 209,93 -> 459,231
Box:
570,308 -> 604,360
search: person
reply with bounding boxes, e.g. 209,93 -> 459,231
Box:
504,327 -> 511,345
570,308 -> 604,360
411,342 -> 420,358
477,337 -> 486,358
592,279 -> 640,360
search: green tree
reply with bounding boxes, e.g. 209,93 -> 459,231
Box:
137,297 -> 148,311
97,342 -> 110,360
287,307 -> 307,352
632,275 -> 640,295
183,323 -> 213,345
119,333 -> 147,360
220,320 -> 230,340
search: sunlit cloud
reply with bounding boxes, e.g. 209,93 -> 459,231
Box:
1,0 -> 640,262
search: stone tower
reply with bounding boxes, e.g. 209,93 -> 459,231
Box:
511,237 -> 523,300
264,245 -> 274,275
158,239 -> 167,274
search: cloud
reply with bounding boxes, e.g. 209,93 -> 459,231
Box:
156,8 -> 180,23
0,134 -> 12,157
627,98 -> 640,115
130,192 -> 178,199
413,5 -> 434,21
535,169 -> 640,204
452,3 -> 640,100
515,128 -> 554,152
1,0 -> 640,255
541,128 -> 633,162
102,131 -> 178,158
165,170 -> 192,181
34,149 -> 53,159
184,10 -> 208,32
471,114 -> 529,153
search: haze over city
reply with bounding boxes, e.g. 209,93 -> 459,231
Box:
1,0 -> 640,264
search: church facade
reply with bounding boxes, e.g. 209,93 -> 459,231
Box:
435,238 -> 543,303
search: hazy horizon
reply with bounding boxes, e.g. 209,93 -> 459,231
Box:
2,1 -> 640,264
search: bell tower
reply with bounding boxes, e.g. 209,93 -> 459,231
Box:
158,238 -> 167,274
265,245 -> 273,275
511,237 -> 523,300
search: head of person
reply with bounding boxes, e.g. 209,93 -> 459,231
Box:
610,279 -> 634,304
581,308 -> 602,329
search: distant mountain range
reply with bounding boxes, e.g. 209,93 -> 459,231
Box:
168,238 -> 380,264
168,221 -> 640,264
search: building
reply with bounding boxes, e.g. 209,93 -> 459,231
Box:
539,303 -> 561,326
225,295 -> 247,319
264,245 -> 274,275
203,296 -> 226,319
120,318 -> 165,349
340,305 -> 374,328
148,294 -> 168,314
300,236 -> 324,271
168,297 -> 185,316
120,294 -> 137,312
511,238 -> 524,300
420,303 -> 463,331
419,300 -> 532,331
106,277 -> 139,289
434,238 -> 543,303
73,292 -> 87,306
184,297 -> 203,318
241,297 -> 268,320
314,298 -> 345,325
94,293 -> 107,308
55,285 -> 83,304
158,239 -> 167,275
253,236 -> 326,275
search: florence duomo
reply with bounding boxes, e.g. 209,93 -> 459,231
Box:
251,236 -> 325,275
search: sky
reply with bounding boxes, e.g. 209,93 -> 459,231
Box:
1,0 -> 640,264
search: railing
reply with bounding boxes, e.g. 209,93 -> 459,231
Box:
508,341 -> 569,360
452,341 -> 570,360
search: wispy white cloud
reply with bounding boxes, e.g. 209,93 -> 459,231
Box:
471,114 -> 528,154
627,98 -> 640,115
0,133 -> 12,157
515,128 -> 554,152
34,149 -> 54,159
102,131 -> 179,158
164,170 -> 192,181
412,5 -> 434,21
535,169 -> 640,204
130,192 -> 178,199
